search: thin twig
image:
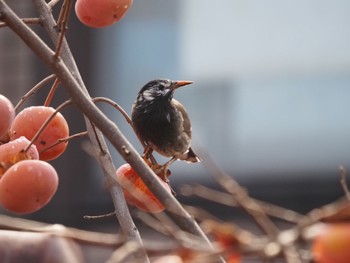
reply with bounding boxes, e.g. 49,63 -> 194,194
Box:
56,0 -> 70,25
47,0 -> 61,9
200,153 -> 303,263
93,96 -> 158,165
90,121 -> 108,154
181,184 -> 303,223
83,212 -> 116,220
0,214 -> 122,247
201,154 -> 279,238
54,0 -> 72,58
15,74 -> 56,112
138,211 -> 219,253
267,197 -> 350,262
136,212 -> 170,236
297,196 -> 350,228
44,77 -> 60,106
339,165 -> 350,201
39,131 -> 88,155
183,205 -> 223,222
106,241 -> 143,263
93,97 -> 132,125
0,17 -> 41,28
0,214 -> 182,256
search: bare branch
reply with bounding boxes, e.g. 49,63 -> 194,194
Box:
339,165 -> 350,201
0,17 -> 41,28
44,77 -> 60,106
181,184 -> 303,223
92,96 -> 158,165
200,153 -> 279,238
0,214 -> 182,256
0,214 -> 123,247
83,212 -> 116,220
54,0 -> 73,58
200,153 -> 303,263
47,0 -> 61,9
15,74 -> 56,112
106,241 -> 144,263
298,196 -> 350,228
39,131 -> 88,155
93,96 -> 132,125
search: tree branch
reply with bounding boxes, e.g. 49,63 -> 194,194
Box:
0,17 -> 41,28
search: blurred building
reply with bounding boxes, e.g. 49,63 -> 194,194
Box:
94,0 -> 350,180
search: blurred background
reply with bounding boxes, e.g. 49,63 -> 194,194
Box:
1,0 -> 350,258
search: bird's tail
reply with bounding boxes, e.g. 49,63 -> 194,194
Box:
185,147 -> 201,163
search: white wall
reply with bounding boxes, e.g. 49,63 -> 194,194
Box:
179,0 -> 350,77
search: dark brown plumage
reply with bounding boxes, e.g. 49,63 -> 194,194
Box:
131,79 -> 200,169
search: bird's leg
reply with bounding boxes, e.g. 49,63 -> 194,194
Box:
152,158 -> 176,196
142,145 -> 152,159
142,145 -> 157,165
142,145 -> 167,176
163,157 -> 177,171
142,146 -> 176,195
140,154 -> 176,195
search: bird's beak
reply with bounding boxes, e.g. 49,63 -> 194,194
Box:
171,80 -> 193,90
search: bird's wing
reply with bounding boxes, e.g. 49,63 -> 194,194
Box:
172,99 -> 192,138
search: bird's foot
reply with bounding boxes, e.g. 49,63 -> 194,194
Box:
152,164 -> 171,182
142,145 -> 159,166
140,153 -> 176,195
146,162 -> 176,196
142,146 -> 152,161
141,155 -> 171,182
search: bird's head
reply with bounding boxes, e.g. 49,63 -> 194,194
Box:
137,79 -> 193,103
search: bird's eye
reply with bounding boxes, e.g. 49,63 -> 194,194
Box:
159,80 -> 171,91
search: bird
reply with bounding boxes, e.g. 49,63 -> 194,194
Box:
131,79 -> 200,172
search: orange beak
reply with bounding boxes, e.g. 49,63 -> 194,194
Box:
171,80 -> 194,90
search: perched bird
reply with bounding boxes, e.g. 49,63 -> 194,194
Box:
131,79 -> 200,171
